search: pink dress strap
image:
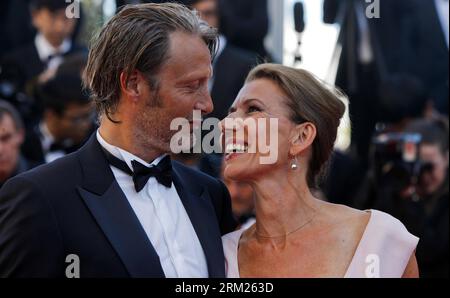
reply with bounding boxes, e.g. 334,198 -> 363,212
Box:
344,209 -> 419,278
222,229 -> 245,278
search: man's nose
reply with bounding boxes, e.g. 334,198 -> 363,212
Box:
195,89 -> 214,116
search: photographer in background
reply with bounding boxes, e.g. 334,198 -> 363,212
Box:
359,118 -> 449,277
399,118 -> 449,278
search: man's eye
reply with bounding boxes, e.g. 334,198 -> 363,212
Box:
187,81 -> 201,89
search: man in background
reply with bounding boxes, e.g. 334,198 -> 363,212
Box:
1,0 -> 85,93
0,101 -> 34,188
323,0 -> 416,168
402,0 -> 449,115
219,0 -> 270,61
21,74 -> 95,164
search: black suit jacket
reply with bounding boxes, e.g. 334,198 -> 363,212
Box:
209,44 -> 257,121
402,0 -> 449,114
1,42 -> 86,92
0,155 -> 38,189
323,0 -> 414,92
219,0 -> 269,60
0,0 -> 84,60
21,123 -> 96,165
0,134 -> 237,277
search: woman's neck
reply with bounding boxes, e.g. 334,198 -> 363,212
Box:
250,171 -> 319,242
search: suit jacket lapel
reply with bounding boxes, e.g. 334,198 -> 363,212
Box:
172,165 -> 225,278
76,134 -> 165,277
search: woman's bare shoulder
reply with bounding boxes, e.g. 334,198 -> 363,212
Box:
318,201 -> 369,221
315,201 -> 371,236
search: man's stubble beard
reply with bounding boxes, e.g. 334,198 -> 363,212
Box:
132,92 -> 174,157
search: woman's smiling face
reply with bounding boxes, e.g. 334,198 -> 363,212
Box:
221,78 -> 299,182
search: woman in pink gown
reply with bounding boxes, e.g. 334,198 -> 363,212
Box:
220,64 -> 419,278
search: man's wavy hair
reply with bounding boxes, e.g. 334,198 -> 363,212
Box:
83,3 -> 218,122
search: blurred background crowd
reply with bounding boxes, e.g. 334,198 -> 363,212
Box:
0,0 -> 448,278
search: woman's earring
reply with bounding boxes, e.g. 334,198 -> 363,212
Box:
291,156 -> 299,171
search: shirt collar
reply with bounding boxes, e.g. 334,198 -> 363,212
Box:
34,33 -> 72,62
96,130 -> 167,171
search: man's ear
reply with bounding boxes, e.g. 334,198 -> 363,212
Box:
119,70 -> 144,101
289,122 -> 317,157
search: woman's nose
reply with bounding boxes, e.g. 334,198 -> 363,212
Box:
219,114 -> 235,133
221,113 -> 246,132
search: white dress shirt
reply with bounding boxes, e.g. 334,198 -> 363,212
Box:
96,130 -> 209,278
435,0 -> 449,48
34,33 -> 72,70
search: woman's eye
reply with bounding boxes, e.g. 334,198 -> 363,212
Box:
247,106 -> 261,113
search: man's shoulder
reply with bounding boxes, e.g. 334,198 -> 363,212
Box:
13,151 -> 82,187
0,152 -> 84,211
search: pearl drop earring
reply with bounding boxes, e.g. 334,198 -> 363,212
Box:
291,156 -> 299,171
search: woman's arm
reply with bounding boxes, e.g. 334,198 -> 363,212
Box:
402,253 -> 419,278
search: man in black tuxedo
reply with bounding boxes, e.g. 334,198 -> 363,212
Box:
0,3 -> 236,277
1,0 -> 85,94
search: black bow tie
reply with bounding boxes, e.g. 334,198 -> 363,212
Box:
101,147 -> 173,192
